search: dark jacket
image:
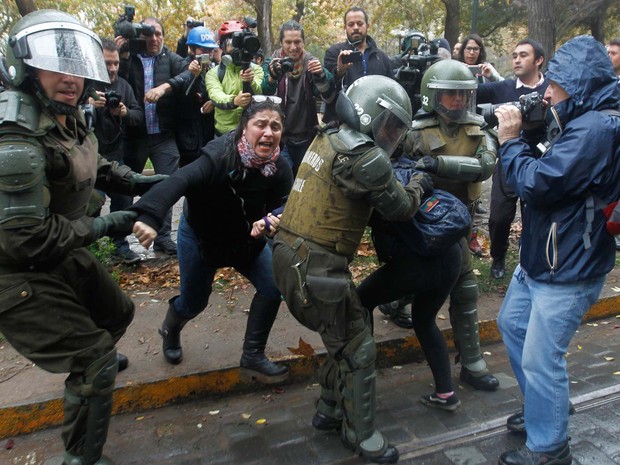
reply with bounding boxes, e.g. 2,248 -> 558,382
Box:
93,76 -> 143,161
323,36 -> 394,123
131,133 -> 293,266
477,77 -> 548,105
119,46 -> 191,137
500,35 -> 620,282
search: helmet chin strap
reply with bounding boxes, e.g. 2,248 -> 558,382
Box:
29,70 -> 89,116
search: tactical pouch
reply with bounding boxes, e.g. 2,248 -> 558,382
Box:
305,247 -> 349,338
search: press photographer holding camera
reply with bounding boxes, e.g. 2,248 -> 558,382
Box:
89,38 -> 144,263
116,14 -> 193,255
262,20 -> 336,175
205,19 -> 264,136
176,17 -> 205,58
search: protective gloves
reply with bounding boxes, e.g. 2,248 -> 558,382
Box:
130,173 -> 169,196
409,171 -> 434,197
92,211 -> 138,239
415,156 -> 439,174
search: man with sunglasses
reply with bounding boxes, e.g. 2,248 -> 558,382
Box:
387,59 -> 499,392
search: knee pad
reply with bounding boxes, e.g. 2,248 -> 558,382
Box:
451,277 -> 479,309
78,350 -> 118,398
340,328 -> 376,371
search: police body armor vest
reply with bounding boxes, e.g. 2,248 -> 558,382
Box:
0,90 -> 98,223
279,132 -> 373,257
416,120 -> 484,204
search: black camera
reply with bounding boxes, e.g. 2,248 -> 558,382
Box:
114,6 -> 155,54
230,17 -> 261,67
186,19 -> 204,28
104,90 -> 122,109
342,51 -> 363,64
477,92 -> 546,125
279,57 -> 294,74
393,31 -> 441,114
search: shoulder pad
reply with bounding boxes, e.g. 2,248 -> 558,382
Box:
411,114 -> 440,130
352,146 -> 392,189
328,127 -> 374,154
0,91 -> 41,134
461,112 -> 486,126
464,124 -> 486,137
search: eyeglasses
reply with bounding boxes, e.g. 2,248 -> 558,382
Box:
465,46 -> 481,53
252,95 -> 283,104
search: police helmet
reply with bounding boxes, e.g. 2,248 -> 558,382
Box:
420,59 -> 477,122
336,75 -> 412,155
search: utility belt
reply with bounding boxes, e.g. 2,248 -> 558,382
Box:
276,228 -> 312,261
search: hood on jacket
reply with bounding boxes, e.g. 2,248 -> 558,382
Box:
547,35 -> 620,119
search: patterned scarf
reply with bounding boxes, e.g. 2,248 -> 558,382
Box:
237,134 -> 280,177
278,48 -> 306,79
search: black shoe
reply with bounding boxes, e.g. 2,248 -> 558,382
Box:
391,314 -> 414,329
378,301 -> 400,318
507,403 -> 576,433
160,298 -> 189,365
460,367 -> 499,391
239,354 -> 289,384
117,353 -> 129,372
312,411 -> 342,431
420,392 -> 461,412
475,201 -> 488,215
342,433 -> 400,464
154,239 -> 177,256
498,441 -> 571,465
491,256 -> 506,279
113,245 -> 142,265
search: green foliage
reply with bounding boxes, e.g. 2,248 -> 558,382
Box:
88,236 -> 117,267
473,247 -> 519,295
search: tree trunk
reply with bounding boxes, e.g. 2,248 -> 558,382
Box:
293,0 -> 305,23
14,0 -> 37,16
528,0 -> 556,64
246,0 -> 274,56
441,0 -> 460,52
587,0 -> 609,43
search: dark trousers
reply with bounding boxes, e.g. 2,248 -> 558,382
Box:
489,162 -> 519,260
126,133 -> 180,242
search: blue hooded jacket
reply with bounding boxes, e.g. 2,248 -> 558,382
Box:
500,35 -> 620,282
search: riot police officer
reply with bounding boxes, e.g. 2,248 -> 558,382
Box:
273,75 -> 431,463
392,59 -> 499,391
0,10 -> 162,465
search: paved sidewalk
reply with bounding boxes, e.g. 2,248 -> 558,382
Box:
3,319 -> 619,464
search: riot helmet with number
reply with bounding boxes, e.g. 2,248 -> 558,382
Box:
420,60 -> 477,123
336,75 -> 412,155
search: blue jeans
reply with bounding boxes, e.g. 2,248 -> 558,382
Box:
497,264 -> 604,452
174,215 -> 281,319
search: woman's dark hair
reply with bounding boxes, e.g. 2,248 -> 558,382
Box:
232,99 -> 285,144
458,34 -> 486,64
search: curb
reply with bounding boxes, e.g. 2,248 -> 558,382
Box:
1,294 -> 619,439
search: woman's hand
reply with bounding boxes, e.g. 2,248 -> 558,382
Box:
133,221 -> 158,249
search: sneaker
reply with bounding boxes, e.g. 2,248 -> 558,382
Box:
113,246 -> 142,265
154,239 -> 177,256
475,201 -> 487,215
420,392 -> 461,412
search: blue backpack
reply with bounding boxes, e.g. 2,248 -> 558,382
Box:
391,157 -> 472,256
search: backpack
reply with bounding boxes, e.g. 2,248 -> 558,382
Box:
391,158 -> 472,256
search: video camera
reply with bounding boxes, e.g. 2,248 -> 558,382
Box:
114,6 -> 155,54
477,91 -> 546,126
186,19 -> 204,28
393,31 -> 442,114
230,17 -> 261,68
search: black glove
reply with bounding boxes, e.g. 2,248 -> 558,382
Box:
92,211 -> 138,239
415,156 -> 440,174
409,171 -> 434,197
130,173 -> 168,196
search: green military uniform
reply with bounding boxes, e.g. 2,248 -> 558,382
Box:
0,10 -> 160,465
273,126 -> 425,461
401,112 -> 497,379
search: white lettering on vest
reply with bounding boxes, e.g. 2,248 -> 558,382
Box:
292,178 -> 305,192
304,150 -> 324,172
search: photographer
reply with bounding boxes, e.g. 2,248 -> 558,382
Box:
117,16 -> 193,255
262,20 -> 336,175
323,7 -> 394,124
206,20 -> 264,136
90,38 -> 144,263
176,26 -> 218,166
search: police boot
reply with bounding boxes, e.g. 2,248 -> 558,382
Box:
159,296 -> 190,365
239,294 -> 289,384
61,351 -> 118,465
312,357 -> 343,431
450,279 -> 499,391
378,297 -> 413,329
339,328 -> 399,464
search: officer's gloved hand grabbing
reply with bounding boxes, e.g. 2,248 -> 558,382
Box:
130,173 -> 169,196
92,211 -> 138,239
409,171 -> 434,197
415,155 -> 439,174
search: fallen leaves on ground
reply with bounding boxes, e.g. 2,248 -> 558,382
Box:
287,338 -> 315,357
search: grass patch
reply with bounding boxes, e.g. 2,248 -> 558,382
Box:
473,248 -> 519,295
